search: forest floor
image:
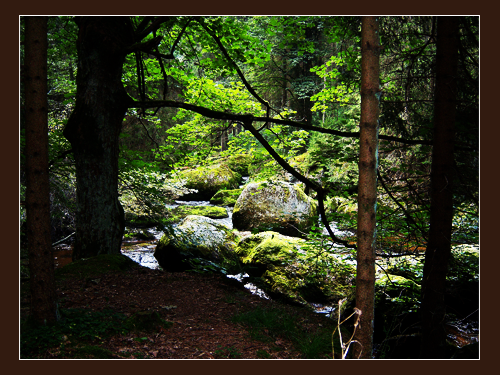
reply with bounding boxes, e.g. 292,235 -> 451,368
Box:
20,256 -> 340,359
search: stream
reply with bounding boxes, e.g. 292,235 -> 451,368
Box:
119,175 -> 351,315
52,175 -> 478,352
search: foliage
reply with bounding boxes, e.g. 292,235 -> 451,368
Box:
231,305 -> 349,359
20,308 -> 172,358
214,345 -> 242,359
153,79 -> 264,169
446,245 -> 479,283
310,55 -> 353,112
21,17 -> 479,359
54,254 -> 142,280
21,308 -> 129,358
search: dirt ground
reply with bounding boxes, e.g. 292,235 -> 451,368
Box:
21,261 -> 337,359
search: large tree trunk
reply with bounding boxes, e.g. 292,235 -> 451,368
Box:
419,16 -> 459,359
63,17 -> 134,260
24,16 -> 58,325
353,16 -> 380,359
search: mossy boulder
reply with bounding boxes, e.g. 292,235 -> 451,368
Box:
154,215 -> 241,273
165,205 -> 228,225
122,199 -> 170,228
177,163 -> 242,200
235,231 -> 355,305
232,180 -> 317,236
225,153 -> 253,176
209,189 -> 243,207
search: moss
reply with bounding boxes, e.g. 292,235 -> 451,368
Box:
289,152 -> 310,175
210,189 -> 243,206
376,274 -> 420,294
178,163 -> 242,200
237,232 -> 302,266
55,254 -> 142,280
123,228 -> 156,241
235,231 -> 355,305
166,205 -> 228,224
226,153 -> 253,175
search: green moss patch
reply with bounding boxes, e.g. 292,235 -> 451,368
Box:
55,254 -> 142,280
236,232 -> 355,305
166,205 -> 228,225
178,163 -> 242,200
237,232 -> 302,266
210,189 -> 243,206
225,153 -> 253,175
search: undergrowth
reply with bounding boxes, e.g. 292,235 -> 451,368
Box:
231,305 -> 348,359
20,308 -> 172,359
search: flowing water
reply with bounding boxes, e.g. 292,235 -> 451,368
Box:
51,175 -> 478,351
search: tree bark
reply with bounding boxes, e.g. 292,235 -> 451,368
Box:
24,16 -> 58,325
352,16 -> 380,359
419,16 -> 459,359
63,17 -> 134,260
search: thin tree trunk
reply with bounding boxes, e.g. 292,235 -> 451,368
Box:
353,16 -> 381,359
420,16 -> 459,359
221,127 -> 228,151
24,16 -> 58,325
63,17 -> 133,260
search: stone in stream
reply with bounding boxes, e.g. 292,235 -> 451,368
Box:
232,180 -> 317,237
235,231 -> 356,305
209,188 -> 243,207
154,215 -> 241,273
175,163 -> 241,201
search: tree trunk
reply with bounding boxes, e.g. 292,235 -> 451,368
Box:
220,126 -> 228,152
24,16 -> 58,325
419,16 -> 459,359
63,17 -> 134,260
353,16 -> 381,359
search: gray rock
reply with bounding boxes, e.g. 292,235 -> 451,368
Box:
176,163 -> 242,200
154,215 -> 240,272
232,180 -> 317,236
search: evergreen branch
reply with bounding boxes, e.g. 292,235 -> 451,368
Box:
377,168 -> 428,242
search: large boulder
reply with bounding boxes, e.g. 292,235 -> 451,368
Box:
235,231 -> 355,305
177,163 -> 242,200
154,215 -> 241,273
232,180 -> 317,236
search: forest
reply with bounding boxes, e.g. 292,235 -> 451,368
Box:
20,16 -> 479,359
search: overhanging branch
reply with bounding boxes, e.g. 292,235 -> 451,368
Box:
240,117 -> 356,249
129,99 -> 434,146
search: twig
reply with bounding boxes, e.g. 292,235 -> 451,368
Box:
52,231 -> 75,246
